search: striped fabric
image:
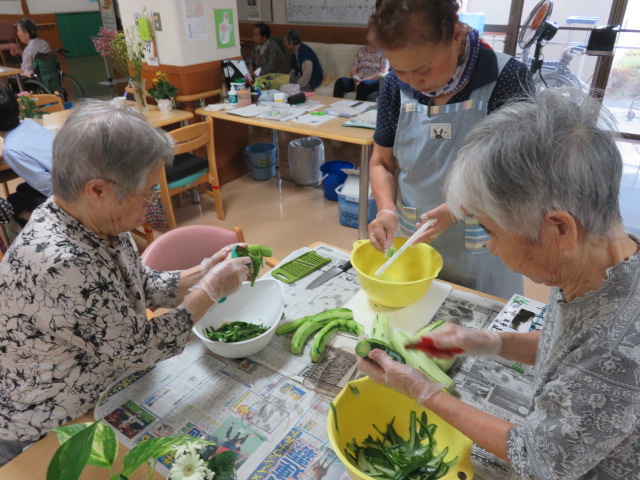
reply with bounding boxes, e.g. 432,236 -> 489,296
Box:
402,99 -> 488,116
464,214 -> 489,253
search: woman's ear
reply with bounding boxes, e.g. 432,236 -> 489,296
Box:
540,210 -> 579,251
83,178 -> 109,204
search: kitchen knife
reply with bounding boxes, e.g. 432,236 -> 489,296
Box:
306,260 -> 352,289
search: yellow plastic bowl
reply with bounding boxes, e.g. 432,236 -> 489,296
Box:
350,238 -> 443,307
327,377 -> 473,480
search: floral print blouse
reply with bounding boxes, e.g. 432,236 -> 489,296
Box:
0,199 -> 192,442
507,235 -> 640,479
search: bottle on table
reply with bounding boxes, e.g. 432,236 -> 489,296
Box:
228,85 -> 238,104
221,82 -> 229,103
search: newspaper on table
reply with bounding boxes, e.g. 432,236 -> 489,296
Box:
94,244 -> 546,480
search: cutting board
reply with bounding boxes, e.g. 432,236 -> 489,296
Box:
343,280 -> 452,337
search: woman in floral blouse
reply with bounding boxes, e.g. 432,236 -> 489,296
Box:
0,102 -> 252,465
358,89 -> 640,479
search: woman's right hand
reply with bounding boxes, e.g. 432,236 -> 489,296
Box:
200,243 -> 247,277
368,210 -> 398,253
192,257 -> 251,303
427,323 -> 502,358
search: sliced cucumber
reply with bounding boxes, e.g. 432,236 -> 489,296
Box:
355,339 -> 406,364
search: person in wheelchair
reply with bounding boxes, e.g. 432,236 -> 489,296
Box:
10,18 -> 52,78
0,84 -> 53,225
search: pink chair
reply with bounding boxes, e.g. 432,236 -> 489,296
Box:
140,225 -> 246,271
0,21 -> 19,66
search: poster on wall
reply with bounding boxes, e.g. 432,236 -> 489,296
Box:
182,0 -> 208,42
214,9 -> 236,48
247,0 -> 261,21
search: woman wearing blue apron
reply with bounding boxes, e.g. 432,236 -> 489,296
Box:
367,0 -> 532,300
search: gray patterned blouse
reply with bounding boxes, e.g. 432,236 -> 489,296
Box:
0,199 -> 193,442
507,235 -> 640,479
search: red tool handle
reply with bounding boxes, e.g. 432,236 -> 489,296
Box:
406,337 -> 464,356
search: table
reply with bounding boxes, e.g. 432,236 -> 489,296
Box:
0,244 -> 526,480
196,96 -> 375,239
0,66 -> 24,91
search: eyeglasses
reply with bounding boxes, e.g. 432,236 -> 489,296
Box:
105,179 -> 160,206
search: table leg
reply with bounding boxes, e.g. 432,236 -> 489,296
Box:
272,129 -> 280,178
15,74 -> 23,92
358,144 -> 371,239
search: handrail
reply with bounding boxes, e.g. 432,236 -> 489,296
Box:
175,89 -> 221,103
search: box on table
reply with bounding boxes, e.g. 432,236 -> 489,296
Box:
336,170 -> 377,228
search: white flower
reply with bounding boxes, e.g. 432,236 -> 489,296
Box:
169,451 -> 212,480
172,440 -> 207,459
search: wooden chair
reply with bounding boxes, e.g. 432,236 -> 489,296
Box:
140,224 -> 277,270
34,94 -> 64,114
131,222 -> 155,246
161,117 -> 224,230
0,21 -> 18,66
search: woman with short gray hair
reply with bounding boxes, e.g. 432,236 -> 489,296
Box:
357,89 -> 640,478
0,101 -> 252,465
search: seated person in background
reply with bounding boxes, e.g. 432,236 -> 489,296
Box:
358,88 -> 640,479
10,18 -> 52,78
249,23 -> 287,77
333,42 -> 389,100
286,29 -> 323,92
0,84 -> 53,224
0,101 -> 252,466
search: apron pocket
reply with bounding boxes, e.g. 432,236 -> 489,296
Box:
395,198 -> 417,238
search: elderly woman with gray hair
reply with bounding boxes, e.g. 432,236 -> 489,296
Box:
357,89 -> 639,479
0,102 -> 251,465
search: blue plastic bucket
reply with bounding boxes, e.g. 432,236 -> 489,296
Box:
245,143 -> 277,181
320,161 -> 355,201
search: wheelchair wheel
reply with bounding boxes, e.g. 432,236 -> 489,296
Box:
21,78 -> 52,95
534,71 -> 587,93
61,73 -> 85,102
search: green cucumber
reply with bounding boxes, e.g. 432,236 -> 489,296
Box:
275,307 -> 353,335
310,319 -> 364,362
355,339 -> 406,364
371,313 -> 390,344
413,320 -> 457,372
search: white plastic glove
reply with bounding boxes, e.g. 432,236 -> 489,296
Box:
191,257 -> 251,303
356,349 -> 445,404
427,323 -> 502,358
200,243 -> 247,277
368,210 -> 398,253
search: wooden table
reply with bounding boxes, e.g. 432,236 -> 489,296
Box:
196,96 -> 375,239
0,241 -> 505,479
0,66 -> 24,91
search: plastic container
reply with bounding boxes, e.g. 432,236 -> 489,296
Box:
228,85 -> 238,104
350,237 -> 443,307
336,183 -> 378,228
328,377 -> 473,480
319,160 -> 354,201
288,137 -> 325,186
244,143 -> 277,180
459,12 -> 486,34
237,88 -> 251,106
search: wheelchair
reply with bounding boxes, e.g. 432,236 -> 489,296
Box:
20,49 -> 84,102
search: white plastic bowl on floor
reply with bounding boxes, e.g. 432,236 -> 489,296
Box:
192,278 -> 285,358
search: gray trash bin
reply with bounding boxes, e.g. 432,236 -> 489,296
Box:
288,136 -> 324,186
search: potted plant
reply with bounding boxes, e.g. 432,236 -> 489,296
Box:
92,26 -> 148,110
46,420 -> 236,480
148,71 -> 178,112
16,91 -> 47,120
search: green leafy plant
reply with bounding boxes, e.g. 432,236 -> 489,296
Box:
17,91 -> 47,120
46,421 -> 236,480
148,71 -> 178,100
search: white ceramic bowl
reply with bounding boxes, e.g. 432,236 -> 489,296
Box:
192,278 -> 284,358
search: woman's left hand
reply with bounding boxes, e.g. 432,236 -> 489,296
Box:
414,203 -> 457,243
200,243 -> 248,277
357,349 -> 445,403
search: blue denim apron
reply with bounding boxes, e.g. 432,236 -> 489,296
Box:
393,52 -> 523,299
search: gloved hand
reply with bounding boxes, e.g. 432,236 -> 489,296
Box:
200,243 -> 247,277
428,323 -> 502,358
356,349 -> 445,404
368,210 -> 398,254
191,257 -> 251,303
415,204 -> 457,244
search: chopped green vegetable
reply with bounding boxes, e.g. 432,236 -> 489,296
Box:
413,320 -> 458,372
275,308 -> 353,335
355,339 -> 406,364
371,313 -> 391,344
344,410 -> 457,480
348,383 -> 360,396
385,246 -> 398,259
330,402 -> 339,434
234,245 -> 272,286
202,321 -> 268,343
310,319 -> 363,362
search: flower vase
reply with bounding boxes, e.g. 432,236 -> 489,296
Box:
157,98 -> 174,113
130,79 -> 148,111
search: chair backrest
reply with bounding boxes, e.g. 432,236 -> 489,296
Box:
0,21 -> 16,43
33,52 -> 61,93
140,225 -> 245,271
168,119 -> 212,156
34,94 -> 64,113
